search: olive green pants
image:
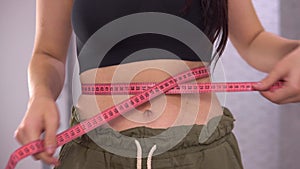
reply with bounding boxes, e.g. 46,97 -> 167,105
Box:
55,107 -> 243,169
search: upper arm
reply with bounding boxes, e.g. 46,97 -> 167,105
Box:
33,0 -> 73,64
228,0 -> 264,53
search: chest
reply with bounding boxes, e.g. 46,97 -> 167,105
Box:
72,0 -> 196,41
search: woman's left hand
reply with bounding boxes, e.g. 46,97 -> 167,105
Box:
253,45 -> 300,104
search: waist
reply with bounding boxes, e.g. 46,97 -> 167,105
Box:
76,60 -> 222,131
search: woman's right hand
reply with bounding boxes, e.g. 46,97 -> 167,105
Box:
14,0 -> 73,166
14,96 -> 60,166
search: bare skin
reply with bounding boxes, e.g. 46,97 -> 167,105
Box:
14,0 -> 300,167
77,60 -> 222,131
228,0 -> 300,103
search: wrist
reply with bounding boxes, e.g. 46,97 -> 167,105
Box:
29,85 -> 56,101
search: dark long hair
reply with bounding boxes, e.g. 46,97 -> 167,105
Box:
183,0 -> 228,66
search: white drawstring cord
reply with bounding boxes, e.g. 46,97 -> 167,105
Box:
135,140 -> 142,169
147,145 -> 157,169
134,139 -> 157,169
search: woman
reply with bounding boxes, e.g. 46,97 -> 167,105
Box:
14,0 -> 300,168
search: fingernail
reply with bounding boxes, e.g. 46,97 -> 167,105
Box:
255,82 -> 263,86
53,159 -> 60,166
253,82 -> 263,88
46,145 -> 56,154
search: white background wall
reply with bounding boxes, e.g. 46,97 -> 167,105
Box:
0,1 -> 299,169
218,1 -> 281,169
0,1 -> 40,168
0,1 -> 72,169
279,0 -> 300,169
218,1 -> 300,169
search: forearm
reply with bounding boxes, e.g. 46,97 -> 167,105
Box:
28,52 -> 66,101
232,31 -> 300,73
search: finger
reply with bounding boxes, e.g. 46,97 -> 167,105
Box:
253,65 -> 287,91
260,86 -> 296,104
44,122 -> 59,156
44,110 -> 60,156
14,122 -> 40,145
14,124 -> 60,166
34,152 -> 60,166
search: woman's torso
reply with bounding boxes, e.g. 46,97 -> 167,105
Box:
72,0 -> 223,131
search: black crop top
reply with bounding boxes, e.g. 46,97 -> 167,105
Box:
72,0 -> 212,74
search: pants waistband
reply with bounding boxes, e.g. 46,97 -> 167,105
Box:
69,106 -> 235,158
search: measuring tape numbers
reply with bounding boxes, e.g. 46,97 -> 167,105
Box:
81,82 -> 282,95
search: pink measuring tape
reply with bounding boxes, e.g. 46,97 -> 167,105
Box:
81,82 -> 282,95
5,67 -> 282,169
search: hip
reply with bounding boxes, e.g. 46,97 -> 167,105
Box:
56,107 -> 243,169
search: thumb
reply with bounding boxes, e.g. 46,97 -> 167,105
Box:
253,65 -> 286,91
44,111 -> 59,156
